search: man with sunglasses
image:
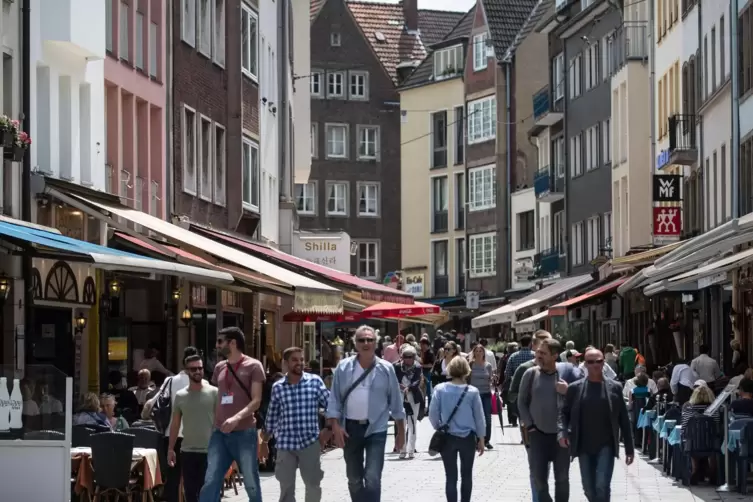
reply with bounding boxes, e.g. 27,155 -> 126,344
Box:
168,353 -> 217,502
326,325 -> 405,502
559,348 -> 634,502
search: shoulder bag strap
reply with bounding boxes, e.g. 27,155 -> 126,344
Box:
442,385 -> 469,428
342,360 -> 377,404
226,359 -> 253,400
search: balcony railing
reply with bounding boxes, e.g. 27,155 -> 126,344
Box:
434,275 -> 449,297
608,22 -> 648,76
535,247 -> 562,278
534,167 -> 551,198
667,114 -> 698,166
433,211 -> 448,233
533,85 -> 550,121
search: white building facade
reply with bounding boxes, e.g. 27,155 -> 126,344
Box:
0,2 -> 21,216
259,0 -> 280,246
511,187 -> 538,290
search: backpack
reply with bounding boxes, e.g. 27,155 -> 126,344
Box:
150,377 -> 173,433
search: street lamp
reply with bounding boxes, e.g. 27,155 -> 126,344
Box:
0,273 -> 11,301
74,312 -> 87,333
109,279 -> 121,298
171,288 -> 181,302
181,305 -> 193,326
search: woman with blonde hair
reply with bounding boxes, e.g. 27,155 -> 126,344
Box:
72,392 -> 110,428
469,343 -> 494,449
681,383 -> 721,484
429,356 -> 485,502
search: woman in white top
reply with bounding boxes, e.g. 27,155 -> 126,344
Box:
432,341 -> 460,387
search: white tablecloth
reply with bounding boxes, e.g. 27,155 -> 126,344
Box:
70,446 -> 158,483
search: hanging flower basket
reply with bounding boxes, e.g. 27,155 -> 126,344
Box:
0,115 -> 17,148
4,130 -> 30,162
0,130 -> 13,148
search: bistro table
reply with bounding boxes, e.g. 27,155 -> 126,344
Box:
71,446 -> 162,501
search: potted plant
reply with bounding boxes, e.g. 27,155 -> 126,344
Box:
6,130 -> 30,162
0,116 -> 15,148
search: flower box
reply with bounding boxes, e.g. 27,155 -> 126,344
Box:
3,145 -> 25,162
0,130 -> 13,148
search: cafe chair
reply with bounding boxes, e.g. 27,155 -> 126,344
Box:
24,430 -> 65,440
736,422 -> 753,494
90,431 -> 138,502
682,415 -> 721,486
122,426 -> 164,483
73,425 -> 96,448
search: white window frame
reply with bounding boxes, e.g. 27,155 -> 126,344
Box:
120,2 -> 130,61
553,52 -> 565,100
473,33 -> 488,71
241,4 -> 258,81
198,115 -> 213,201
310,70 -> 323,98
434,44 -> 463,79
134,177 -> 144,212
569,54 -> 582,99
586,216 -> 600,262
467,96 -> 496,144
571,221 -> 584,265
106,0 -> 113,52
181,0 -> 196,46
357,241 -> 379,280
295,182 -> 316,215
325,123 -> 348,159
327,71 -> 344,98
554,136 -> 565,178
213,123 -> 226,206
602,31 -> 614,81
585,124 -> 599,171
569,133 -> 582,178
468,164 -> 496,211
469,232 -> 497,278
554,210 -> 565,255
584,41 -> 599,91
135,11 -> 144,70
357,182 -> 380,217
357,125 -> 379,160
603,211 -> 613,250
242,136 -> 260,211
349,71 -> 369,100
149,22 -> 158,77
182,105 -> 197,195
213,0 -> 226,66
311,123 -> 318,158
602,119 -> 611,164
150,180 -> 159,217
198,0 -> 211,56
330,32 -> 341,47
326,181 -> 348,216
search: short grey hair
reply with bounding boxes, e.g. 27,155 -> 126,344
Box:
565,341 -> 575,349
401,345 -> 417,357
352,325 -> 379,342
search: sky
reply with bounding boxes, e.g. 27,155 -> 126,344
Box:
361,0 -> 476,12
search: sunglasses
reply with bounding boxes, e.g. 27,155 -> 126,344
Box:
356,338 -> 376,344
403,355 -> 415,359
187,367 -> 204,373
585,359 -> 605,365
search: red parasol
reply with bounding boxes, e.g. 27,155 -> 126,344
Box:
282,312 -> 362,323
359,301 -> 440,319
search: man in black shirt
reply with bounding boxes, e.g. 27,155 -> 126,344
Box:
419,337 -> 435,405
731,378 -> 753,416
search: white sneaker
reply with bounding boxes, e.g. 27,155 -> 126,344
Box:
408,452 -> 415,459
399,452 -> 407,459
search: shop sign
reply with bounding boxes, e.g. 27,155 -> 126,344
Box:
653,175 -> 682,202
653,206 -> 681,244
403,273 -> 425,297
698,272 -> 728,290
656,149 -> 671,170
466,291 -> 480,310
292,231 -> 351,274
513,258 -> 535,281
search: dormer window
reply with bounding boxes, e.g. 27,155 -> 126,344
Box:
330,32 -> 341,47
434,45 -> 463,80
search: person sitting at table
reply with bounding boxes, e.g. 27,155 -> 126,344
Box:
129,368 -> 156,408
72,393 -> 111,428
731,377 -> 753,417
645,378 -> 673,410
628,373 -> 651,410
681,383 -> 721,485
101,394 -> 129,431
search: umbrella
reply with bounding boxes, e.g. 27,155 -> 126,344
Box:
360,301 -> 440,318
494,391 -> 505,435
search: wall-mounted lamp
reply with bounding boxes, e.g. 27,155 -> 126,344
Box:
181,305 -> 193,326
746,306 -> 753,318
109,279 -> 121,298
74,312 -> 87,333
730,308 -> 739,325
172,288 -> 181,302
332,335 -> 344,346
0,273 -> 11,301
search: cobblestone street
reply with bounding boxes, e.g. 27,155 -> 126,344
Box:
224,417 -> 750,502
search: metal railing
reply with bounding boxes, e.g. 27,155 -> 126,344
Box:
534,166 -> 551,197
608,22 -> 648,76
535,247 -> 561,277
432,211 -> 448,233
532,85 -> 550,121
668,114 -> 697,152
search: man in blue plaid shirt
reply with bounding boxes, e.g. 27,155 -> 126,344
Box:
261,347 -> 330,502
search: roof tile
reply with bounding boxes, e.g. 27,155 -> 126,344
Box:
482,0 -> 539,61
418,9 -> 466,47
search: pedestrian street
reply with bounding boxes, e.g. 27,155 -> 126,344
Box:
227,417 -> 747,502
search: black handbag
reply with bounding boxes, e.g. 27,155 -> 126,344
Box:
150,377 -> 173,433
429,386 -> 469,455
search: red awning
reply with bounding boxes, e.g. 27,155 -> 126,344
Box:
282,312 -> 362,323
193,227 -> 414,304
360,301 -> 440,318
548,277 -> 629,317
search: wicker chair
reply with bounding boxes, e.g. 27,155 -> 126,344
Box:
90,431 -> 138,501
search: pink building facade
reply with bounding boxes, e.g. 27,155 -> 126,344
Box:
104,0 -> 167,218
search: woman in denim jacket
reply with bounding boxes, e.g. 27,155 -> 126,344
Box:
393,345 -> 424,458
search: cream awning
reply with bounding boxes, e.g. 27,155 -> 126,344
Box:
514,310 -> 549,326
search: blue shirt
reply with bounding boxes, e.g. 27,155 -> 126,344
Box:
265,372 -> 329,451
429,382 -> 486,438
505,348 -> 535,379
325,355 -> 405,437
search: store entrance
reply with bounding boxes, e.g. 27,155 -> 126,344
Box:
31,307 -> 74,377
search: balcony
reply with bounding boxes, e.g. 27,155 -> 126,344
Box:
534,248 -> 563,279
666,114 -> 698,167
607,22 -> 648,76
432,211 -> 448,233
434,276 -> 449,297
531,85 -> 564,135
533,167 -> 564,202
41,0 -> 106,60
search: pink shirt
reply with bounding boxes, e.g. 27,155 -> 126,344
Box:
383,343 -> 401,363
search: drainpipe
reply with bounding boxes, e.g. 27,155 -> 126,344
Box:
166,0 -> 174,218
649,0 -> 656,243
278,0 -> 290,201
22,0 -> 33,366
505,62 -> 513,292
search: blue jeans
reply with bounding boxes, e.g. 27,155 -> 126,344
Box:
578,446 -> 615,502
530,473 -> 539,502
479,393 -> 492,443
199,428 -> 262,502
343,421 -> 387,502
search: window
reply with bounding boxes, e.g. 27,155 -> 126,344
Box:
149,22 -> 158,77
198,0 -> 211,55
468,165 -> 496,211
742,5 -> 753,96
357,242 -> 378,279
603,212 -> 613,251
181,0 -> 195,46
553,53 -> 565,100
586,217 -> 600,262
106,0 -> 113,52
454,106 -> 464,164
311,123 -> 318,158
330,32 -> 341,47
214,0 -> 226,65
469,233 -> 496,277
602,119 -> 611,164
571,222 -> 584,265
327,72 -> 344,98
310,71 -> 322,97
295,182 -> 316,215
703,36 -> 708,97
242,137 -> 260,210
182,106 -> 197,194
711,27 -> 717,90
214,124 -> 226,205
584,41 -> 599,90
569,54 -> 582,99
433,240 -> 449,296
432,176 -> 449,232
325,124 -> 348,159
357,126 -> 378,160
456,238 -> 466,294
473,33 -> 488,71
120,170 -> 130,202
467,96 -> 496,144
358,183 -> 379,216
150,181 -> 159,217
455,172 -> 465,229
120,2 -> 130,61
135,177 -> 144,213
585,124 -> 599,171
554,211 -> 565,254
326,182 -> 348,216
241,5 -> 258,80
720,16 -> 725,80
517,210 -> 535,251
136,12 -> 144,69
431,111 -> 447,168
553,136 -> 565,177
602,32 -> 614,80
569,133 -> 582,177
198,116 -> 213,200
434,45 -> 463,79
349,71 -> 368,99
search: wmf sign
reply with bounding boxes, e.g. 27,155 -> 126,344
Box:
652,175 -> 682,202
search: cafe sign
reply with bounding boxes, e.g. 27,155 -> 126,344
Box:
292,231 -> 351,274
403,273 -> 425,297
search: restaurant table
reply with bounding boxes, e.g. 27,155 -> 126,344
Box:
724,418 -> 753,453
71,446 -> 163,500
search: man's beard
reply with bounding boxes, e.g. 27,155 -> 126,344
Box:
190,374 -> 203,383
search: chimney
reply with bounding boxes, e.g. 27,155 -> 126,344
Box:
402,0 -> 418,31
